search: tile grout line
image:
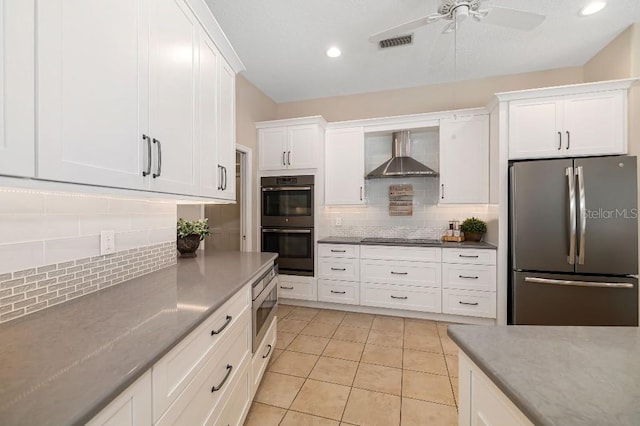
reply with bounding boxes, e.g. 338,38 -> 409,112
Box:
339,313 -> 373,424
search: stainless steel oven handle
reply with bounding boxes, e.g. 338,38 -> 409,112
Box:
525,277 -> 633,289
262,186 -> 312,191
262,229 -> 312,234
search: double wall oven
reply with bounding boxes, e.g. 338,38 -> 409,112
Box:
261,175 -> 314,276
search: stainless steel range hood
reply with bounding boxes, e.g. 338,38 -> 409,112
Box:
366,130 -> 438,179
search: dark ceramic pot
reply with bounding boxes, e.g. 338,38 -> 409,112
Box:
177,234 -> 202,257
464,232 -> 484,242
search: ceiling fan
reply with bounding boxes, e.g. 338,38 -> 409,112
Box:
369,0 -> 546,43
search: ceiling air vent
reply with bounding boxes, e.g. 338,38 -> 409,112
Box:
378,34 -> 413,49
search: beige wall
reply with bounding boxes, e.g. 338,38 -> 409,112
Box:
235,75 -> 278,251
583,25 -> 634,82
276,67 -> 584,122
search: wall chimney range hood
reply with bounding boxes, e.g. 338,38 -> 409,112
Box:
366,130 -> 438,179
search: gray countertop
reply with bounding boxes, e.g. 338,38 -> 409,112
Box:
448,325 -> 640,426
0,251 -> 277,426
317,236 -> 497,249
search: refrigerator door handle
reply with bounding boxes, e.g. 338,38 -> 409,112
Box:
567,167 -> 576,265
525,277 -> 633,289
576,166 -> 586,265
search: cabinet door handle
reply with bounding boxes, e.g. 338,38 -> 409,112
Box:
566,131 -> 570,150
217,165 -> 222,190
152,138 -> 162,178
391,271 -> 408,275
222,166 -> 227,190
459,301 -> 479,306
211,364 -> 233,392
330,290 -> 346,294
282,152 -> 286,166
459,275 -> 479,280
360,186 -> 363,201
330,249 -> 346,253
459,254 -> 479,258
142,134 -> 152,176
280,285 -> 294,290
441,184 -> 445,200
211,315 -> 232,335
390,295 -> 408,300
331,267 -> 346,271
262,344 -> 272,359
557,131 -> 562,150
287,151 -> 291,166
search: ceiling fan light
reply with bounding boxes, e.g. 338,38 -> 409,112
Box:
579,1 -> 607,16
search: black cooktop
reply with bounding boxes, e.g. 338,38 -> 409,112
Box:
360,237 -> 442,246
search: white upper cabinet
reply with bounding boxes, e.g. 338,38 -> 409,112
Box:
325,127 -> 365,205
257,117 -> 325,171
439,114 -> 489,204
198,30 -> 220,198
37,0 -> 149,189
0,0 -> 35,178
508,86 -> 628,160
217,59 -> 237,200
148,0 -> 199,196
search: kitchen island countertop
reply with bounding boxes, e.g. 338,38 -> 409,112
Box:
448,325 -> 640,426
0,250 -> 277,426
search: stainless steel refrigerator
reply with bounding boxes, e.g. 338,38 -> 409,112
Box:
509,155 -> 638,325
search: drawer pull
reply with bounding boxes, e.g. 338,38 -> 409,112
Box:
262,344 -> 273,359
280,285 -> 294,290
459,255 -> 479,258
459,301 -> 479,306
390,271 -> 408,275
330,290 -> 346,294
459,275 -> 479,280
211,315 -> 232,335
390,295 -> 408,300
331,249 -> 346,253
331,267 -> 347,271
211,364 -> 233,392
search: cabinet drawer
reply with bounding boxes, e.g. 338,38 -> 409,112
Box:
251,317 -> 277,398
442,264 -> 496,292
278,278 -> 317,301
318,244 -> 360,258
152,285 -> 250,421
215,357 -> 252,426
318,280 -> 360,305
361,283 -> 441,313
361,245 -> 441,262
442,248 -> 496,265
156,314 -> 251,425
318,258 -> 360,281
442,289 -> 496,318
361,260 -> 441,287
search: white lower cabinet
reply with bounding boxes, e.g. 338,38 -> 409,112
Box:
318,279 -> 360,305
459,352 -> 533,426
442,289 -> 496,318
214,359 -> 252,426
278,275 -> 317,301
318,244 -> 360,305
87,372 -> 152,426
251,317 -> 277,398
361,282 -> 441,312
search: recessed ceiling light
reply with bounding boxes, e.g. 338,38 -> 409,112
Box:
326,46 -> 341,58
579,1 -> 607,16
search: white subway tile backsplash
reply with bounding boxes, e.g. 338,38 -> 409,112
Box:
79,214 -> 131,236
148,227 -> 175,245
44,235 -> 101,265
0,190 -> 45,214
0,242 -> 45,275
45,194 -> 109,215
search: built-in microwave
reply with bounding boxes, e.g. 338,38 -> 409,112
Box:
261,175 -> 314,228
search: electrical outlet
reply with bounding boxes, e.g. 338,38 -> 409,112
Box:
100,230 -> 115,255
335,217 -> 343,226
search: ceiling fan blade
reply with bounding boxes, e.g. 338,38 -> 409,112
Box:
369,14 -> 442,43
480,6 -> 545,31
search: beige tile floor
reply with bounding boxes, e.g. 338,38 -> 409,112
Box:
245,305 -> 460,426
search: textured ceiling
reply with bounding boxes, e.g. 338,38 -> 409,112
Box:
206,0 -> 640,102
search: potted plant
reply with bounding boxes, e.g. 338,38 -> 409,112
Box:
460,217 -> 487,242
176,218 -> 210,258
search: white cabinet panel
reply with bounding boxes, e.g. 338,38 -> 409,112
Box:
277,276 -> 317,301
360,245 -> 441,262
251,318 -> 277,399
442,264 -> 496,292
508,97 -> 562,160
318,279 -> 360,305
217,59 -> 237,200
198,31 -> 220,198
318,244 -> 360,259
87,372 -> 152,426
37,0 -> 149,189
361,260 -> 441,287
287,125 -> 317,169
215,359 -> 252,426
318,258 -> 360,282
325,127 -> 365,205
361,282 -> 441,313
442,249 -> 496,265
258,128 -> 288,171
442,289 -> 496,318
148,0 -> 199,195
440,115 -> 489,204
0,0 -> 34,178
